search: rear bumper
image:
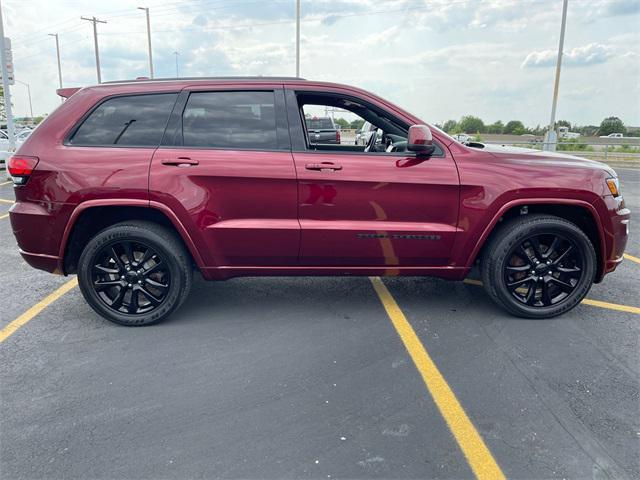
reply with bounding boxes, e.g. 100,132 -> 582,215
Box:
9,200 -> 70,274
19,249 -> 62,274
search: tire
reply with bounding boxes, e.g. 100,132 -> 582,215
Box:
77,221 -> 192,326
481,214 -> 596,319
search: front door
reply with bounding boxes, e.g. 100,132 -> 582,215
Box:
287,89 -> 460,268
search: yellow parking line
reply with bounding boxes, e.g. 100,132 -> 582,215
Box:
0,213 -> 8,220
370,277 -> 505,480
0,278 -> 78,344
0,198 -> 14,204
624,253 -> 640,265
581,298 -> 640,315
463,279 -> 639,315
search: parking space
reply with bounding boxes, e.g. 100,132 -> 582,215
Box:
1,169 -> 638,479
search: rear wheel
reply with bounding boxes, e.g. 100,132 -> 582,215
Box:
78,221 -> 192,326
481,215 -> 596,318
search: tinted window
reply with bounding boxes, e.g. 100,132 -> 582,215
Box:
306,118 -> 334,130
70,93 -> 177,146
182,91 -> 277,149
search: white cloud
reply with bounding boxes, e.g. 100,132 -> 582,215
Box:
362,26 -> 400,46
521,43 -> 628,68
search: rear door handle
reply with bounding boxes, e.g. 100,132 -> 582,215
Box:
305,162 -> 342,171
161,157 -> 199,167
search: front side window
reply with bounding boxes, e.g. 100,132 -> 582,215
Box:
181,91 -> 277,149
70,93 -> 177,146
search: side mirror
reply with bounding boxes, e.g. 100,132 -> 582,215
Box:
407,125 -> 436,156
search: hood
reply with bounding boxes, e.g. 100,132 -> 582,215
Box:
469,143 -> 617,177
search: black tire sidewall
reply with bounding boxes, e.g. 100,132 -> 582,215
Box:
484,217 -> 596,319
78,225 -> 188,326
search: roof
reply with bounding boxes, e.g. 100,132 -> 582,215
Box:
101,76 -> 306,85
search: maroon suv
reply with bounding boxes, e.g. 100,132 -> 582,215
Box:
8,77 -> 629,325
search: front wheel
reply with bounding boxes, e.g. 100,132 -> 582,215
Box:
78,221 -> 192,326
481,215 -> 596,319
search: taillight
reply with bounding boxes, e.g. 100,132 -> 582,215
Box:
336,130 -> 341,143
8,155 -> 39,185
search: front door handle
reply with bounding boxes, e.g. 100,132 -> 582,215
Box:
305,162 -> 342,171
161,157 -> 199,167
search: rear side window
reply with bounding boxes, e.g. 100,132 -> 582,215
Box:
181,91 -> 277,149
70,93 -> 177,146
306,118 -> 334,130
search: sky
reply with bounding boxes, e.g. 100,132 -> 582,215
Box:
4,0 -> 640,127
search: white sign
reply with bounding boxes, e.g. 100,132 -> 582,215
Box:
0,36 -> 14,85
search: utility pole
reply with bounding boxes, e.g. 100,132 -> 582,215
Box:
295,0 -> 300,77
0,0 -> 16,178
174,51 -> 179,77
16,80 -> 33,118
138,7 -> 154,78
48,33 -> 63,93
81,16 -> 107,83
543,0 -> 568,152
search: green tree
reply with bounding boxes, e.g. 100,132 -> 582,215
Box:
598,116 -> 626,136
458,115 -> 485,134
556,119 -> 571,129
486,120 -> 504,134
334,117 -> 350,129
350,119 -> 364,131
503,120 -> 525,135
442,119 -> 458,133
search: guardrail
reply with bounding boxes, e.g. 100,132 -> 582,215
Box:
482,141 -> 640,163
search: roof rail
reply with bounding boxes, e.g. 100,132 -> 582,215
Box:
101,76 -> 307,84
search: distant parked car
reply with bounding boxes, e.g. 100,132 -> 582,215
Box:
305,117 -> 341,144
355,121 -> 378,146
558,127 -> 580,139
453,133 -> 473,144
601,133 -> 623,138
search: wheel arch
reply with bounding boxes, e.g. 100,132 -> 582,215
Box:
468,199 -> 606,282
59,200 -> 205,275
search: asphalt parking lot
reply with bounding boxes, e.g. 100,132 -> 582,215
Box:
1,168 -> 638,479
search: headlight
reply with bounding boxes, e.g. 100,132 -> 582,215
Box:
606,177 -> 621,197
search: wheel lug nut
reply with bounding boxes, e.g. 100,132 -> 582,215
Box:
138,280 -> 142,285
128,283 -> 132,287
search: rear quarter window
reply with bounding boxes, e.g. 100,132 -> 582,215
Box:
69,93 -> 178,147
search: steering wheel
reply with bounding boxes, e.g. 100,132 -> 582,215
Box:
364,129 -> 378,153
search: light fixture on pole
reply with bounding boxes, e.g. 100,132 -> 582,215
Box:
543,0 -> 569,152
48,33 -> 63,92
15,80 -> 33,118
137,7 -> 154,78
81,16 -> 107,83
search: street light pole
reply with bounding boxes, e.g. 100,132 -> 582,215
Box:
138,7 -> 154,78
48,33 -> 63,91
174,51 -> 179,77
295,0 -> 300,77
16,80 -> 33,118
543,0 -> 568,152
81,16 -> 107,83
0,0 -> 16,177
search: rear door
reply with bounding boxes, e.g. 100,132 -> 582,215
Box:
286,88 -> 460,268
149,86 -> 299,268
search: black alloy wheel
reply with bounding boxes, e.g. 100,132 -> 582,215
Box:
92,241 -> 170,315
481,215 -> 596,319
503,233 -> 583,307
